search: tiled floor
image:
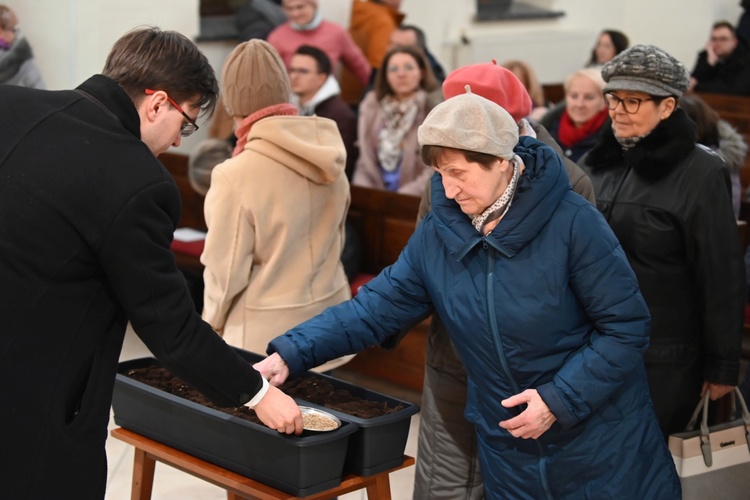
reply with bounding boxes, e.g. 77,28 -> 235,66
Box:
104,326 -> 420,500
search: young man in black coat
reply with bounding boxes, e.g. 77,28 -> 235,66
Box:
0,27 -> 302,499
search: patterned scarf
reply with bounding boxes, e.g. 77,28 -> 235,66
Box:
232,103 -> 299,157
471,156 -> 521,233
377,90 -> 423,172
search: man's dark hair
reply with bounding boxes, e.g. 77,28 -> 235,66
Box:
102,27 -> 219,118
397,24 -> 427,50
293,45 -> 332,76
712,20 -> 737,36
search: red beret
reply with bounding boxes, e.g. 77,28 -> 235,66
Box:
442,60 -> 532,122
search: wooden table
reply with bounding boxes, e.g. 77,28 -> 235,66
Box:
110,428 -> 415,500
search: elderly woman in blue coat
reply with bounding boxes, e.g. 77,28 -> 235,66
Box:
256,88 -> 680,499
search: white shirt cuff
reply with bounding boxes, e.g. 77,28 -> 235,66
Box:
244,376 -> 270,409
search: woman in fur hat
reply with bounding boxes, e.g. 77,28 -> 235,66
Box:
257,87 -> 680,499
579,45 -> 744,438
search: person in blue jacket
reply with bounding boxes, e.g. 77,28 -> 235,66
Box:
256,88 -> 680,499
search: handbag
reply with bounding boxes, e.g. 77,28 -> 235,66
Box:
668,388 -> 750,499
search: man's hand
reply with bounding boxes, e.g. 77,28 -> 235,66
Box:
701,381 -> 734,401
706,42 -> 719,66
253,353 -> 290,387
499,389 -> 556,439
253,385 -> 303,435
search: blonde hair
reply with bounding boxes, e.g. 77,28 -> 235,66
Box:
564,67 -> 605,93
502,60 -> 545,107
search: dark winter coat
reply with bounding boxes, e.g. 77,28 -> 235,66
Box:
0,76 -> 264,499
692,40 -> 750,96
271,137 -> 680,499
579,109 -> 745,436
410,120 -> 595,500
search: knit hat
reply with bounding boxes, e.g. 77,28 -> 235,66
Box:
442,61 -> 532,122
601,44 -> 690,97
221,39 -> 291,117
418,86 -> 518,160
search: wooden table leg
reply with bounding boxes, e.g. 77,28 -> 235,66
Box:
226,493 -> 246,500
132,448 -> 156,500
364,474 -> 392,500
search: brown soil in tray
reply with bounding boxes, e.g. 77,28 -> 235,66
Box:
124,366 -> 405,425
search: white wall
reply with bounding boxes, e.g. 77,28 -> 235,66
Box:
15,0 -> 744,154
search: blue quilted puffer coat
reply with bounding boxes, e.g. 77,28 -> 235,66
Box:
270,137 -> 681,499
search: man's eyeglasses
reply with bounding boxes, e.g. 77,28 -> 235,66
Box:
144,89 -> 199,137
603,92 -> 653,114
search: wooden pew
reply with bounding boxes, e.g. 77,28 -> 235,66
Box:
341,187 -> 427,392
691,92 -> 750,194
159,153 -> 428,392
542,83 -> 565,106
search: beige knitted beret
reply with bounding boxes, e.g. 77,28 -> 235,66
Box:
418,85 -> 519,160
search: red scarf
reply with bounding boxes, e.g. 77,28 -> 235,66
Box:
232,103 -> 299,157
557,107 -> 609,148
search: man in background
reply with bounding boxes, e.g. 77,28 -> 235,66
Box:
290,44 -> 358,179
0,4 -> 45,88
389,24 -> 446,83
0,27 -> 301,499
690,20 -> 750,95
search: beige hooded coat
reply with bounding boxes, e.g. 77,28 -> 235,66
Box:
201,115 -> 353,372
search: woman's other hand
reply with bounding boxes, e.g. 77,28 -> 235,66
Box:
701,381 -> 734,400
253,353 -> 290,386
499,389 -> 557,439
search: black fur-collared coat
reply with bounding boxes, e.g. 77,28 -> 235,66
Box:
580,109 -> 744,436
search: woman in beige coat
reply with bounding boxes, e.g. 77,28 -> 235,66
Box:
201,40 -> 353,372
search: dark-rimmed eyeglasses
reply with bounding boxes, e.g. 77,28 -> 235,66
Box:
144,89 -> 199,137
604,92 -> 653,114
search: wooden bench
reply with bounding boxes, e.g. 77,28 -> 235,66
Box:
541,83 -> 565,105
159,153 -> 427,392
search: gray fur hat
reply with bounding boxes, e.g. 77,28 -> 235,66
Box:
418,85 -> 518,160
601,44 -> 690,97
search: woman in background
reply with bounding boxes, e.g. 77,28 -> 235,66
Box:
540,67 -> 609,162
267,0 -> 371,87
502,59 -> 549,121
580,45 -> 743,437
586,29 -> 629,67
352,44 -> 440,195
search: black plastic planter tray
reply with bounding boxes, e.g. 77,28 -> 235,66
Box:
235,350 -> 421,477
112,357 -> 358,496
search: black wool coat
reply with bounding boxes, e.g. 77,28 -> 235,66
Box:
0,76 -> 264,499
579,109 -> 744,436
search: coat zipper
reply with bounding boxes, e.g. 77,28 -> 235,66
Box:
484,240 -> 554,500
